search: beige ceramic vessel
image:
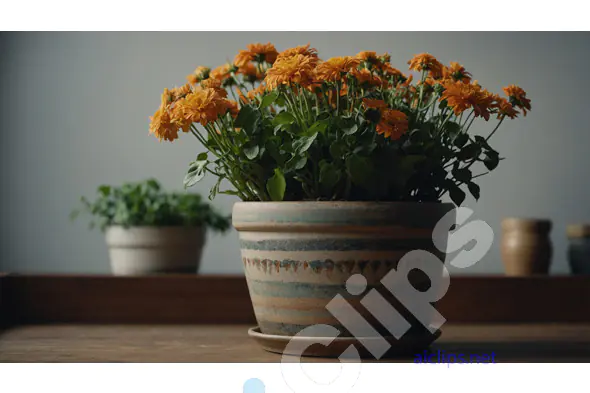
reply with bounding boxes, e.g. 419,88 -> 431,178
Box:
501,218 -> 552,276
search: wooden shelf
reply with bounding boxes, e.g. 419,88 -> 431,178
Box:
1,274 -> 590,325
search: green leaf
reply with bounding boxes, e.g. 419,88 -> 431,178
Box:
483,151 -> 500,170
445,121 -> 461,137
260,91 -> 279,109
319,161 -> 340,192
284,155 -> 307,172
184,158 -> 208,188
467,182 -> 480,200
272,111 -> 296,126
98,185 -> 111,197
330,142 -> 348,160
346,154 -> 373,187
452,167 -> 472,183
243,144 -> 260,160
453,132 -> 469,148
342,124 -> 358,135
266,168 -> 286,201
448,182 -> 466,206
457,143 -> 481,161
292,132 -> 318,154
308,120 -> 329,135
234,104 -> 260,135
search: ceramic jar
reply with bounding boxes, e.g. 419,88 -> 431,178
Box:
567,224 -> 590,275
501,218 -> 552,276
105,226 -> 205,275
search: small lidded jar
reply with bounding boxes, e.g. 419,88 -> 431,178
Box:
501,218 -> 552,276
567,224 -> 590,275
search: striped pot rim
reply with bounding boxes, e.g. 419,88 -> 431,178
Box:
233,201 -> 455,233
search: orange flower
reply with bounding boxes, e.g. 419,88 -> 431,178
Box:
493,96 -> 519,119
234,42 -> 278,67
351,68 -> 384,88
170,84 -> 192,100
173,87 -> 232,126
376,109 -> 408,140
315,56 -> 361,82
442,62 -> 472,83
264,54 -> 316,89
503,84 -> 531,116
247,84 -> 267,101
356,51 -> 378,62
276,44 -> 319,63
186,66 -> 210,85
210,64 -> 232,81
150,106 -> 178,142
362,98 -> 388,110
382,64 -> 403,79
408,53 -> 444,78
237,62 -> 264,81
225,100 -> 239,118
441,80 -> 494,120
200,78 -> 228,97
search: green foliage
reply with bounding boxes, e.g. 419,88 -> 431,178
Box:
71,179 -> 231,232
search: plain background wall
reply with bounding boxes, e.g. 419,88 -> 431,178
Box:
1,32 -> 588,275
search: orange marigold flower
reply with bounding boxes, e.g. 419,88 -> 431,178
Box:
408,53 -> 444,78
234,42 -> 279,67
200,78 -> 228,97
493,96 -> 519,119
382,64 -> 403,78
225,100 -> 239,118
441,80 -> 494,120
276,44 -> 319,63
351,68 -> 384,87
362,98 -> 388,110
356,51 -> 378,62
376,109 -> 408,140
210,64 -> 232,81
170,84 -> 192,100
315,56 -> 361,82
442,62 -> 472,83
237,62 -> 264,81
186,66 -> 211,85
503,84 -> 531,116
150,106 -> 178,142
264,54 -> 316,90
247,84 -> 267,100
174,87 -> 231,126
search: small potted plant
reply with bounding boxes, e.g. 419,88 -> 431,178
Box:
149,43 -> 531,350
72,179 -> 230,275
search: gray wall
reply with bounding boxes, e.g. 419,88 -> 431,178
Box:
1,32 -> 588,275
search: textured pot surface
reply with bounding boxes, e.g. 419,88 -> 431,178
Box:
105,226 -> 205,276
501,218 -> 552,276
233,202 -> 455,338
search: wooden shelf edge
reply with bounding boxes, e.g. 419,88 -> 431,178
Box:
1,274 -> 589,325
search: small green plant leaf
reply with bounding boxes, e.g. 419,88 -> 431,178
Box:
467,182 -> 480,200
259,90 -> 279,109
272,111 -> 296,126
243,144 -> 260,160
266,168 -> 286,201
292,132 -> 318,155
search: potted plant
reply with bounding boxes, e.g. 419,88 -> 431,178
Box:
73,179 -> 230,275
150,43 -> 531,351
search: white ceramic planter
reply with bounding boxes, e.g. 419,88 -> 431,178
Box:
105,226 -> 205,276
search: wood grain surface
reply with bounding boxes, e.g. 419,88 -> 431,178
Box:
1,324 -> 590,362
2,274 -> 590,324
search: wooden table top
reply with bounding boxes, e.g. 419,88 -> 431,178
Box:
1,324 -> 590,362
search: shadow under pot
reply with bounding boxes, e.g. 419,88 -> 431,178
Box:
567,224 -> 590,275
501,218 -> 552,276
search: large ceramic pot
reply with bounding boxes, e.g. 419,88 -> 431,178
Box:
105,226 -> 205,275
233,202 -> 455,342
